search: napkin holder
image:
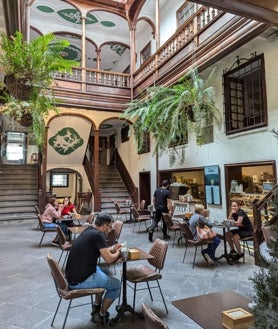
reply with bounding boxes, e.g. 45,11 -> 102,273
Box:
222,308 -> 253,329
128,248 -> 140,260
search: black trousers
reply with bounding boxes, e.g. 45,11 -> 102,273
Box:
149,208 -> 167,236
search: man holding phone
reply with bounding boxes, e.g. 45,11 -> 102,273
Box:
65,212 -> 122,324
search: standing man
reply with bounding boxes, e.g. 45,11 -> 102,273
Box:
148,179 -> 172,242
65,212 -> 122,324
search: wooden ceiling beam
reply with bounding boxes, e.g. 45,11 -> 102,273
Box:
192,0 -> 278,25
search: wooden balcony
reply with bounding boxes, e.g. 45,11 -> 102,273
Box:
53,6 -> 269,109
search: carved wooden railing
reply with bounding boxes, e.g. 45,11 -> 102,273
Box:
83,155 -> 94,195
53,5 -> 221,90
133,6 -> 222,86
253,185 -> 278,266
112,148 -> 138,205
53,68 -> 130,88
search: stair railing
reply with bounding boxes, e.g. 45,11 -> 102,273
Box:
113,149 -> 138,205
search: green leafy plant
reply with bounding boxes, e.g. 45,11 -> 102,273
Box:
121,69 -> 221,165
250,225 -> 278,328
0,32 -> 79,148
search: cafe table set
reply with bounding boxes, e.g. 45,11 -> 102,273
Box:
108,245 -> 154,326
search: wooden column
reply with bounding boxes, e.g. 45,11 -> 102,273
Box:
93,129 -> 101,211
81,16 -> 86,92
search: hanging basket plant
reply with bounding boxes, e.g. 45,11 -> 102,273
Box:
0,32 -> 80,148
4,75 -> 32,101
121,69 -> 222,165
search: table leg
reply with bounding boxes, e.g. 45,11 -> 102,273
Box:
109,262 -> 143,326
216,227 -> 233,265
126,205 -> 135,223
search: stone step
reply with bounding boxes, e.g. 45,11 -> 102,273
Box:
0,200 -> 37,207
0,213 -> 37,221
99,165 -> 130,217
0,206 -> 38,214
0,164 -> 38,221
0,184 -> 38,191
0,194 -> 37,201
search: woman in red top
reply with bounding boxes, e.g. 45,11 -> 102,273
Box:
61,197 -> 77,217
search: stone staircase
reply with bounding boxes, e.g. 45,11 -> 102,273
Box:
0,164 -> 38,221
99,165 -> 130,216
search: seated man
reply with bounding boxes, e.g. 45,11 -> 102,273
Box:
65,212 -> 122,324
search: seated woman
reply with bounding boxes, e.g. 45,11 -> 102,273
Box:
41,197 -> 68,246
225,200 -> 253,260
189,203 -> 220,265
61,196 -> 77,217
60,196 -> 79,240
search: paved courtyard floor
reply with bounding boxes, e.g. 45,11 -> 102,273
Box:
0,218 -> 259,329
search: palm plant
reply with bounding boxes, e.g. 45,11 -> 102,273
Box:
121,69 -> 221,165
0,32 -> 79,147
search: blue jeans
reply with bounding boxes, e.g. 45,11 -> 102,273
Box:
43,223 -> 56,228
203,236 -> 220,260
68,266 -> 121,300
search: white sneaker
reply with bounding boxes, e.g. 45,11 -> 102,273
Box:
204,253 -> 216,266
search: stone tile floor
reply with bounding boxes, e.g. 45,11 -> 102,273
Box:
0,219 -> 259,329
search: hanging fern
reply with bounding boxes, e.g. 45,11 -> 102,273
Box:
121,68 -> 222,165
0,32 -> 80,148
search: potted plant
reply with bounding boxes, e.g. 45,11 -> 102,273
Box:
0,32 -> 79,147
121,69 -> 222,165
249,225 -> 278,328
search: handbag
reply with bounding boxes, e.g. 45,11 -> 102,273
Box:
197,225 -> 216,240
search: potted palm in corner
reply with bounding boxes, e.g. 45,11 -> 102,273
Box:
121,69 -> 222,165
0,32 -> 79,147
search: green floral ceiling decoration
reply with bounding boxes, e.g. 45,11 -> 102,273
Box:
57,9 -> 98,24
37,5 -> 55,13
36,7 -> 116,27
49,127 -> 84,155
110,44 -> 127,56
62,44 -> 81,61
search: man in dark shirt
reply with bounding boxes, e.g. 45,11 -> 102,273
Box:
148,179 -> 172,242
65,212 -> 122,323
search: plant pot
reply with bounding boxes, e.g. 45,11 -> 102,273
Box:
4,75 -> 32,101
19,112 -> 33,127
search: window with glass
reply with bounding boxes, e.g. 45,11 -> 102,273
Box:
140,42 -> 151,64
138,132 -> 150,154
177,1 -> 196,27
223,54 -> 267,134
121,125 -> 129,143
51,173 -> 69,187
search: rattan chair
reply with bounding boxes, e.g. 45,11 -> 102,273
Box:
56,225 -> 72,269
180,222 -> 214,268
34,205 -> 42,229
106,220 -> 123,246
37,214 -> 57,247
114,202 -> 129,222
126,239 -> 169,312
131,206 -> 151,232
239,217 -> 254,263
162,213 -> 182,246
142,303 -> 169,329
114,220 -> 124,242
47,253 -> 105,329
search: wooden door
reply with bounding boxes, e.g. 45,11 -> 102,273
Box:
139,171 -> 151,207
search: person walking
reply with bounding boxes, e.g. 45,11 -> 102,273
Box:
148,180 -> 172,242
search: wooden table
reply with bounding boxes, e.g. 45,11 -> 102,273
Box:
68,226 -> 86,239
214,224 -> 233,265
109,247 -> 154,326
172,290 -> 251,329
